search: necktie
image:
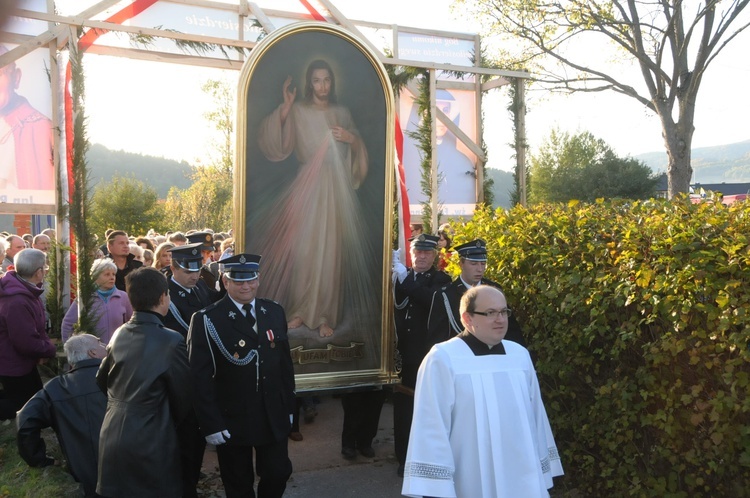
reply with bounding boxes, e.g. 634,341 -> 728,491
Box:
243,303 -> 256,329
192,286 -> 207,307
186,289 -> 199,308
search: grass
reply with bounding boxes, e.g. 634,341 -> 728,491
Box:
0,415 -> 83,497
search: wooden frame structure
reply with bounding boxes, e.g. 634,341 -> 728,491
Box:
1,0 -> 530,228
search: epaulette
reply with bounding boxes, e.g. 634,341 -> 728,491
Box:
257,297 -> 280,306
200,302 -> 221,314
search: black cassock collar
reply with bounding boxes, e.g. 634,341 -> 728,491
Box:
459,331 -> 506,356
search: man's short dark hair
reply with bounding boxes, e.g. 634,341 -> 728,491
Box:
106,230 -> 128,244
125,267 -> 168,311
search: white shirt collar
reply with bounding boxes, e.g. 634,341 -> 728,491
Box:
228,296 -> 255,316
460,275 -> 479,288
170,276 -> 192,293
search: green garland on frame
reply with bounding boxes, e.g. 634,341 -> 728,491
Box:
407,72 -> 439,234
386,56 -> 440,234
67,33 -> 99,337
385,60 -> 424,245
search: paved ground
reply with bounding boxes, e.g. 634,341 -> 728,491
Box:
197,394 -> 405,497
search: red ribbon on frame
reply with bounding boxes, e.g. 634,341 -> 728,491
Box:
63,0 -> 159,281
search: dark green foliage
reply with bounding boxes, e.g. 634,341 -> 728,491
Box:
89,175 -> 166,237
68,36 -> 98,338
531,130 -> 659,204
453,199 -> 750,497
45,239 -> 72,341
405,72 -> 437,233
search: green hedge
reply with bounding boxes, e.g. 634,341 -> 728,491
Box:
451,198 -> 750,497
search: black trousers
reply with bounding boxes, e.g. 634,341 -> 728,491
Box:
393,365 -> 419,465
177,411 -> 206,498
340,390 -> 385,450
0,368 -> 43,420
215,439 -> 292,498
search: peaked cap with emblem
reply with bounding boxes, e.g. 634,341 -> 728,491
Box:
454,239 -> 488,261
168,242 -> 204,272
187,231 -> 214,252
410,233 -> 440,251
221,253 -> 261,281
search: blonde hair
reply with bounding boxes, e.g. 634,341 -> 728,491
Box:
153,242 -> 175,270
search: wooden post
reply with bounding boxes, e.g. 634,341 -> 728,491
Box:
514,77 -> 527,207
474,34 -> 484,205
429,69 -> 438,231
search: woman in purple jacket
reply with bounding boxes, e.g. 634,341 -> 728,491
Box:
62,259 -> 133,345
0,248 -> 57,419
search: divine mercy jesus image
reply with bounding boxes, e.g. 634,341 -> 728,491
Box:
254,59 -> 376,339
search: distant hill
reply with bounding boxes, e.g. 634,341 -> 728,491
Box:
87,143 -> 193,198
636,139 -> 750,183
487,168 -> 515,209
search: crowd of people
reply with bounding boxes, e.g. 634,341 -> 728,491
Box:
0,223 -> 563,497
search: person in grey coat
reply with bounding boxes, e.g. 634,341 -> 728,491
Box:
96,267 -> 191,498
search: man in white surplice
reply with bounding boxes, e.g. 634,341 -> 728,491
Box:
402,285 -> 563,497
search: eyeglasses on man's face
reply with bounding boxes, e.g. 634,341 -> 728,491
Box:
472,308 -> 512,319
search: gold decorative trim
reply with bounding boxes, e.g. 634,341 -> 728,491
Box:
290,343 -> 365,365
235,22 -> 396,390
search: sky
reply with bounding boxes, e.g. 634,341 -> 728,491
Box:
55,0 -> 750,172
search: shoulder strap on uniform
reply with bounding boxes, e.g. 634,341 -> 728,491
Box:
443,292 -> 462,336
168,301 -> 190,332
203,314 -> 260,391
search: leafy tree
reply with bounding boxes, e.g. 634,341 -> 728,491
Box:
163,165 -> 233,231
530,130 -> 658,203
89,175 -> 165,238
199,78 -> 234,175
163,78 -> 234,231
456,0 -> 750,198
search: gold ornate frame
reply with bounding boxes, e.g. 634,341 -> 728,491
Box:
235,22 -> 395,391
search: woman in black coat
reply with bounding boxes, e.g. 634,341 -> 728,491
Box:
96,267 -> 191,498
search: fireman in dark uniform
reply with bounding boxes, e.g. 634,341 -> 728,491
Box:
165,242 -> 213,337
427,238 -> 525,348
164,243 -> 213,498
187,254 -> 295,498
391,234 -> 451,476
186,231 -> 221,298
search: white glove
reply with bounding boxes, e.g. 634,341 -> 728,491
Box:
392,249 -> 408,283
205,429 -> 231,445
392,261 -> 408,284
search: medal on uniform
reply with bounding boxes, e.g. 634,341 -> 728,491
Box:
266,329 -> 275,348
239,339 -> 245,347
233,352 -> 239,359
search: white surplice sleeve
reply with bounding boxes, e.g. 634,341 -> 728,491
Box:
526,353 -> 564,488
402,347 -> 458,498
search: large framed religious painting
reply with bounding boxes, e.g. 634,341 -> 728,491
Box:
235,22 -> 395,390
